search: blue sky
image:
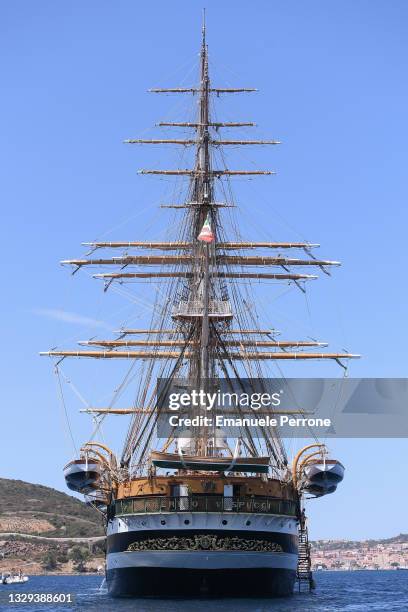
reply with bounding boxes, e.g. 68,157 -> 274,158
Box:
1,0 -> 408,540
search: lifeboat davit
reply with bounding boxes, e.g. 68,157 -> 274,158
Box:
63,457 -> 101,493
302,459 -> 344,497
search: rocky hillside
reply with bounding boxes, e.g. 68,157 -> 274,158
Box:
0,478 -> 105,574
0,478 -> 104,538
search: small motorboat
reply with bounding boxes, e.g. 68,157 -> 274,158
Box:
1,571 -> 29,584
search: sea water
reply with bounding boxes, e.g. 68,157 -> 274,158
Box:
0,571 -> 407,612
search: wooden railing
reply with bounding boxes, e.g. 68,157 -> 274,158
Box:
113,495 -> 297,517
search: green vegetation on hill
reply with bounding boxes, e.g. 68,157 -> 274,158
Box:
0,478 -> 104,538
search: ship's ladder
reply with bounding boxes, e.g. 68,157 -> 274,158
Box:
296,516 -> 315,592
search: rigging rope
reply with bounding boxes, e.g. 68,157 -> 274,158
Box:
54,366 -> 77,456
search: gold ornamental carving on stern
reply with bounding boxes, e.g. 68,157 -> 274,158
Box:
126,534 -> 284,553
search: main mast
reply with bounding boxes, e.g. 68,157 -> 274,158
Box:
195,17 -> 212,455
198,18 -> 211,385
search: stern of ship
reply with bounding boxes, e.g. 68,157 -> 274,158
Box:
106,475 -> 298,598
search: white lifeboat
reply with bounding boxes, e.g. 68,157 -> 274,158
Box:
302,459 -> 345,497
63,457 -> 101,493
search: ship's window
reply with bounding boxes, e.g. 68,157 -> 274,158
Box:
222,519 -> 228,525
161,520 -> 166,525
184,519 -> 190,525
245,520 -> 251,526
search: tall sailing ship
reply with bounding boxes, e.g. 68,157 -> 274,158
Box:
41,19 -> 358,598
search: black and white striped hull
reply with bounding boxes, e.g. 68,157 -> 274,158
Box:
106,512 -> 298,598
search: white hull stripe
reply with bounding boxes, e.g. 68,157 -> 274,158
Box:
107,550 -> 298,571
108,512 -> 297,536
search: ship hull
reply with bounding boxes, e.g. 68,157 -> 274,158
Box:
106,512 -> 298,598
106,565 -> 296,598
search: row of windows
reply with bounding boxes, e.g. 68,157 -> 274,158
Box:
156,518 -> 249,526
